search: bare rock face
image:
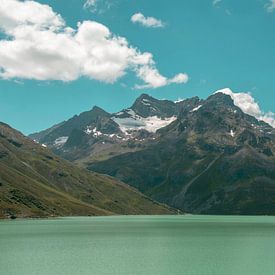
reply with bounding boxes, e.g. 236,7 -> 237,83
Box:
29,94 -> 201,162
88,93 -> 275,215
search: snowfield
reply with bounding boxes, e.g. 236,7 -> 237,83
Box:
112,109 -> 176,133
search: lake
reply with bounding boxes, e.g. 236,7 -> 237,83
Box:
1,215 -> 275,275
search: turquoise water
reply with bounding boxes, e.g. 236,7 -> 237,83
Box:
1,215 -> 275,275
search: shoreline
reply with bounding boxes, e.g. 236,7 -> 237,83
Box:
1,213 -> 275,222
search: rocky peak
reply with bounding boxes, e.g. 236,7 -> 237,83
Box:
205,92 -> 236,108
131,94 -> 176,118
90,106 -> 111,117
176,96 -> 203,114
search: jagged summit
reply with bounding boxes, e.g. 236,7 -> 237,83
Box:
90,105 -> 110,115
130,93 -> 176,118
89,92 -> 275,215
29,91 -> 274,163
134,93 -> 154,102
29,93 -> 200,161
207,91 -> 235,106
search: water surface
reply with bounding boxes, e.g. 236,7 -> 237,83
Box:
1,215 -> 275,275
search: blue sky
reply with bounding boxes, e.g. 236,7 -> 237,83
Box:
0,0 -> 275,134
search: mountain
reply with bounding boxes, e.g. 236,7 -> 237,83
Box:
89,92 -> 275,215
0,122 -> 174,219
30,94 -> 202,165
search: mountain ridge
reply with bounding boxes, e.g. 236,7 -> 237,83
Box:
29,94 -> 203,163
88,92 -> 275,214
29,91 -> 275,215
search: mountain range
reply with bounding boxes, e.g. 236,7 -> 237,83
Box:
30,94 -> 202,165
30,91 -> 275,215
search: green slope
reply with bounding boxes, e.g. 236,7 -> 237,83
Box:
0,122 -> 175,219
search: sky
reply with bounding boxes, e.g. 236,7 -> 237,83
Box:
0,0 -> 275,134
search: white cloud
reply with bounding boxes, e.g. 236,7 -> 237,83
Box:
0,0 -> 188,89
135,67 -> 188,89
216,88 -> 275,128
0,0 -> 64,30
259,112 -> 275,128
83,0 -> 113,14
83,0 -> 97,12
266,0 -> 275,12
131,13 -> 165,28
169,73 -> 189,84
213,0 -> 222,6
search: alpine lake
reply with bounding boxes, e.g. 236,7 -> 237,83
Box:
1,215 -> 275,275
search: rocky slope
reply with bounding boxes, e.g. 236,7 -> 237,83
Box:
89,93 -> 275,215
0,122 -> 174,219
30,94 -> 202,165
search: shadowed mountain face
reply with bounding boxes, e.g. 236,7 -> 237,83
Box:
88,93 -> 275,215
30,92 -> 275,215
0,122 -> 174,219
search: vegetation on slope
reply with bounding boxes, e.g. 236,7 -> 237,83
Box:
0,122 -> 175,219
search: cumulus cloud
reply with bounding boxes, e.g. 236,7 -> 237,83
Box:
135,67 -> 188,89
265,0 -> 275,12
216,88 -> 275,128
169,73 -> 189,84
0,0 -> 64,30
131,13 -> 165,28
0,0 -> 188,89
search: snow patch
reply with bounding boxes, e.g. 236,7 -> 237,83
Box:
112,113 -> 176,133
85,127 -> 103,137
126,109 -> 136,116
141,98 -> 151,106
54,136 -> 68,146
191,105 -> 202,112
85,127 -> 93,134
115,111 -> 124,116
174,98 -> 185,103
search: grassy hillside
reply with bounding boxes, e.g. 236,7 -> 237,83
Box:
0,122 -> 175,219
